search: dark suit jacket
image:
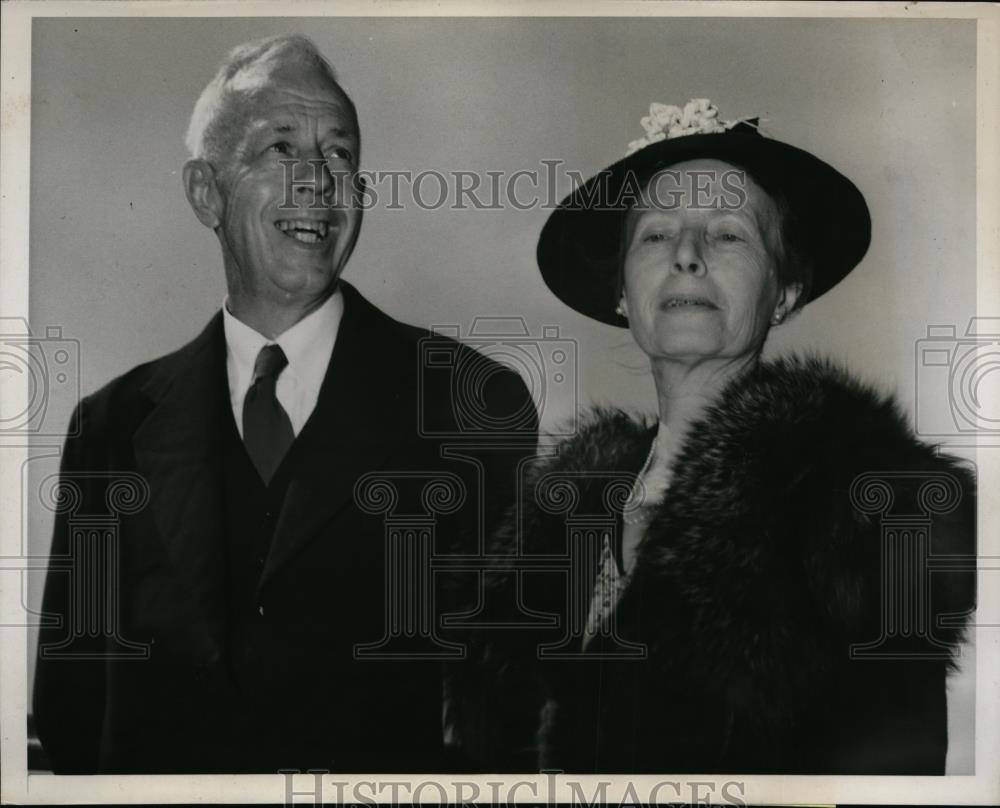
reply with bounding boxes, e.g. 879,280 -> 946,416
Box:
33,281 -> 537,774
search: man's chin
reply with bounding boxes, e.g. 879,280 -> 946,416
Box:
269,264 -> 341,299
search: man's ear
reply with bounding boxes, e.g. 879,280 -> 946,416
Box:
183,159 -> 224,230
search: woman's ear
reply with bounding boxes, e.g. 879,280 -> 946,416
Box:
183,159 -> 224,230
615,292 -> 629,318
771,282 -> 803,324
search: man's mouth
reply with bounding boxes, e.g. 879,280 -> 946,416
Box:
274,219 -> 332,245
660,295 -> 718,310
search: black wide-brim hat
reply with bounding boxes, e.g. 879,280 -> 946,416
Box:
537,122 -> 871,327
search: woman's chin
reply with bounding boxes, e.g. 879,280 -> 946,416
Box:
644,334 -> 723,362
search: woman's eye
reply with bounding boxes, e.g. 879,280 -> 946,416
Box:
717,232 -> 743,243
267,142 -> 292,155
642,232 -> 667,243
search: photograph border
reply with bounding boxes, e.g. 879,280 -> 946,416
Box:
2,1 -> 998,805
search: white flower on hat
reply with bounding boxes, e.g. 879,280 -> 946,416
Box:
624,98 -> 755,156
650,102 -> 683,128
682,98 -> 719,125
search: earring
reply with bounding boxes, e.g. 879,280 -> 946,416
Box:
615,299 -> 628,318
771,311 -> 784,325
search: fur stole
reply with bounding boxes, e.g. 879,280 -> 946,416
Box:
454,356 -> 976,774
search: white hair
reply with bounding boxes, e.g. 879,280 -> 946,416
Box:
184,34 -> 349,166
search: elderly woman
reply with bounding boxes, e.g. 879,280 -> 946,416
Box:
453,101 -> 976,775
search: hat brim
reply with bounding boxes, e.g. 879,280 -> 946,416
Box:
537,130 -> 871,327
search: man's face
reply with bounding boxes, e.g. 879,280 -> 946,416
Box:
213,65 -> 362,310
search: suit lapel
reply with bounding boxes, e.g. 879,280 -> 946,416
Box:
259,283 -> 411,591
132,314 -> 230,651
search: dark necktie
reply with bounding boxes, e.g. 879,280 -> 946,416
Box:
242,344 -> 295,484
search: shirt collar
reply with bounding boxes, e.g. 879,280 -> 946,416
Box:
222,287 -> 344,386
273,289 -> 344,384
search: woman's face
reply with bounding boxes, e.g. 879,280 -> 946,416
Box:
622,159 -> 796,366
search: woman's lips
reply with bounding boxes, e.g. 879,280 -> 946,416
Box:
659,295 -> 719,310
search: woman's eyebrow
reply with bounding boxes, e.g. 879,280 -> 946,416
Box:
632,205 -> 680,218
715,207 -> 763,228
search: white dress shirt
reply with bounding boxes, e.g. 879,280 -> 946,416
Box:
222,290 -> 344,438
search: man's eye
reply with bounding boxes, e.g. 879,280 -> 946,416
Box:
326,146 -> 354,162
267,142 -> 292,155
718,232 -> 743,243
642,232 -> 666,243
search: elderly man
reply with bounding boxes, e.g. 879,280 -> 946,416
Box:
34,35 -> 536,774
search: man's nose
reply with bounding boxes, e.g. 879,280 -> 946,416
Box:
672,229 -> 706,275
290,152 -> 337,206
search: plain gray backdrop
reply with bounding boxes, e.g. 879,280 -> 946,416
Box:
26,16 -> 977,772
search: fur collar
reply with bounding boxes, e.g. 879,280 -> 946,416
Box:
462,355 -> 976,773
503,353 -> 974,672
